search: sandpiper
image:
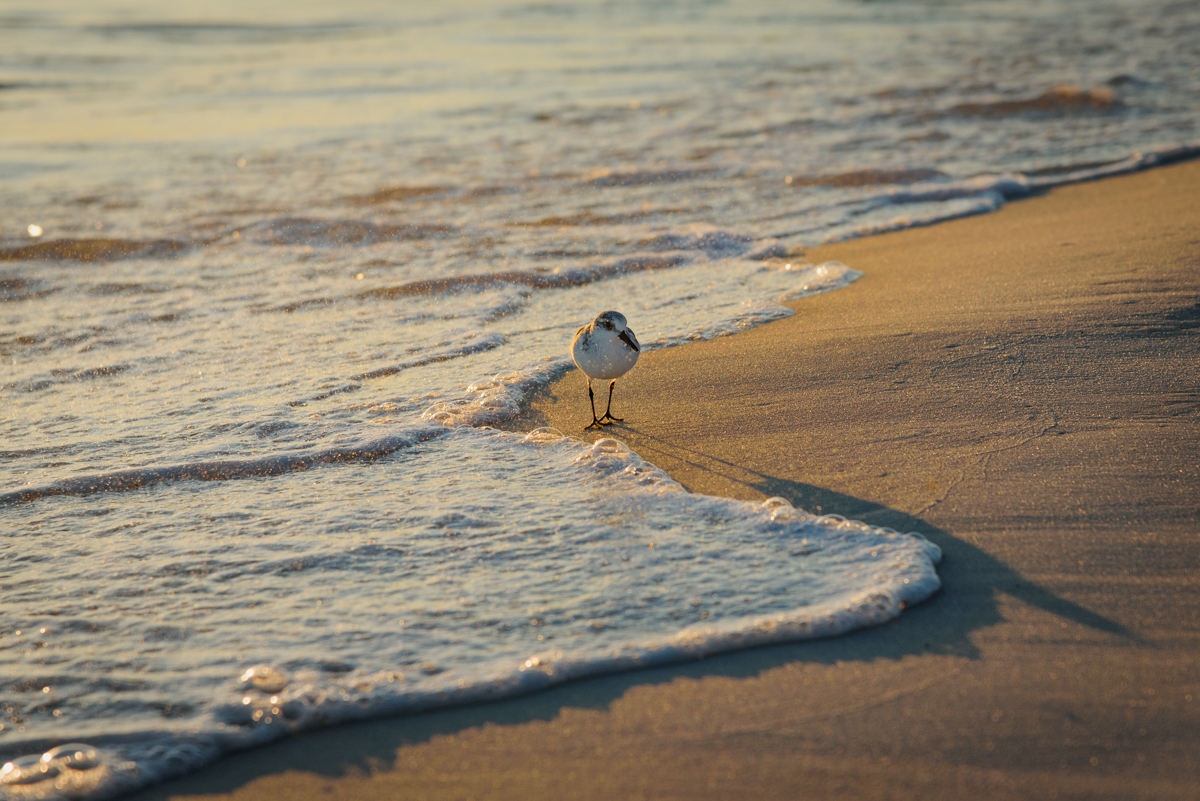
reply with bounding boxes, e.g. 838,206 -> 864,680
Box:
571,311 -> 640,430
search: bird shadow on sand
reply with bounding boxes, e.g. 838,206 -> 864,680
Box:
128,426 -> 1130,800
609,425 -> 1130,642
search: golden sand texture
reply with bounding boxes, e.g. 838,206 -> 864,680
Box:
133,160 -> 1200,801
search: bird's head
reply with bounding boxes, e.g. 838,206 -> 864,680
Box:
595,311 -> 628,331
595,310 -> 639,351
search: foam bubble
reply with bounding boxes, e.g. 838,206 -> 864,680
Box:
1,755 -> 59,785
239,665 -> 290,694
43,744 -> 101,772
524,427 -> 566,443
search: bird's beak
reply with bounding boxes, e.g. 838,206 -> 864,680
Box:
619,330 -> 640,352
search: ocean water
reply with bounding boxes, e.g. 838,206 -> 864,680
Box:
2,0 -> 1198,796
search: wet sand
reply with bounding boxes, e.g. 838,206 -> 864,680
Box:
132,160 -> 1200,800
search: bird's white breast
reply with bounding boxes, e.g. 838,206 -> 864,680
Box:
572,325 -> 639,380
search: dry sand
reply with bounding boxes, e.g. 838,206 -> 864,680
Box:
133,160 -> 1200,801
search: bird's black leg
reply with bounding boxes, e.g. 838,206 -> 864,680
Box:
584,379 -> 607,429
599,380 -> 624,423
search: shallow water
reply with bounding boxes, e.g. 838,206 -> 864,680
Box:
2,0 -> 1199,797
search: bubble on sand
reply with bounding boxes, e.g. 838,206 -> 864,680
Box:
592,438 -> 628,456
43,743 -> 101,771
1,754 -> 59,785
238,665 -> 289,693
524,427 -> 565,443
763,496 -> 800,520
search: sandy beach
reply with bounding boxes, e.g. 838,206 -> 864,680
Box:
130,160 -> 1200,800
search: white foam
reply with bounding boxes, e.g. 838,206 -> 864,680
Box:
0,429 -> 938,800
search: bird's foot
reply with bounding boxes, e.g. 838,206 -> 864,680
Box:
585,419 -> 610,430
598,414 -> 624,424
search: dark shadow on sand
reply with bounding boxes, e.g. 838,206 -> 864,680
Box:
128,431 -> 1129,800
617,425 -> 1131,642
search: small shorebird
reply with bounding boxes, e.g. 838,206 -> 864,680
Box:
571,310 -> 640,429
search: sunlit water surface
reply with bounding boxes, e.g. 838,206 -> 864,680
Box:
2,0 -> 1198,797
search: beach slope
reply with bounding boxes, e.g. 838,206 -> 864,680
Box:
134,160 -> 1200,800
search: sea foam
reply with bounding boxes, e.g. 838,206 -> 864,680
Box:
1,429 -> 939,800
